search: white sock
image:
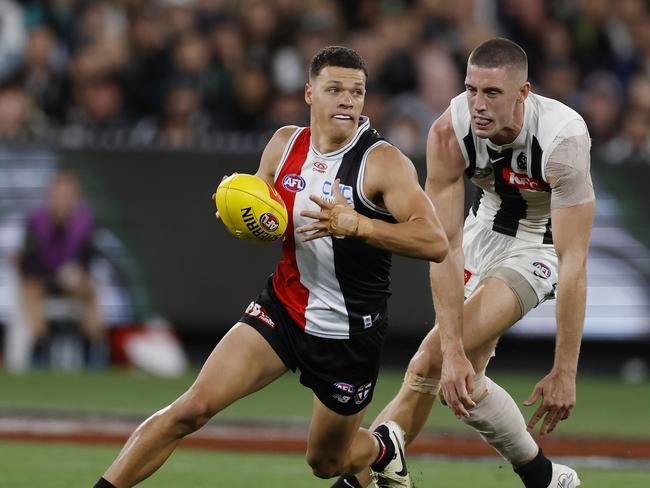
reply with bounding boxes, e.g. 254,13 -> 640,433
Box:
461,375 -> 538,465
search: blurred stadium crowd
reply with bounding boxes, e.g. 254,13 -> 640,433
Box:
0,0 -> 648,160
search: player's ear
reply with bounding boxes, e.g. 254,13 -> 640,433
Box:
518,81 -> 531,104
305,82 -> 313,106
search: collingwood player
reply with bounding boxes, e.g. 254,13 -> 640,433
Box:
333,38 -> 594,488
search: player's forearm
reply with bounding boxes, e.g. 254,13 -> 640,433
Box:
357,215 -> 449,262
429,245 -> 465,353
553,260 -> 587,375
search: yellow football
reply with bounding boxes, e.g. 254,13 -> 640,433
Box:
215,174 -> 288,242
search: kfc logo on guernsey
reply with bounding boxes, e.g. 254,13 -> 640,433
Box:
502,168 -> 546,192
282,174 -> 306,192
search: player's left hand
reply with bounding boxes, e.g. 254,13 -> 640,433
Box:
523,369 -> 576,437
296,178 -> 362,241
440,347 -> 476,419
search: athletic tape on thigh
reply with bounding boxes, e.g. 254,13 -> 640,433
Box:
404,371 -> 440,395
484,266 -> 538,318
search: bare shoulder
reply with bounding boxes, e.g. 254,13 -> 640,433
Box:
366,142 -> 418,190
367,142 -> 413,172
362,142 -> 419,206
267,125 -> 301,154
426,108 -> 465,179
257,125 -> 301,182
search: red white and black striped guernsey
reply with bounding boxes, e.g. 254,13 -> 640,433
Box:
272,116 -> 397,339
450,92 -> 588,244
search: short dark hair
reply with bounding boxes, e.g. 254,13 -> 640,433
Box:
468,38 -> 528,79
309,46 -> 368,80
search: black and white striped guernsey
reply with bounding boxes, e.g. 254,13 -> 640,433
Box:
450,92 -> 588,244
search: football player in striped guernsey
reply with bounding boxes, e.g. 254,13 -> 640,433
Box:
333,38 -> 593,488
94,46 -> 448,488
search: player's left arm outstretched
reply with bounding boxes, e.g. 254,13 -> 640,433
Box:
297,143 -> 449,262
524,128 -> 596,437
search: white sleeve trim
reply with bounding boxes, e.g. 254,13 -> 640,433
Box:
450,96 -> 471,169
356,140 -> 393,216
273,126 -> 302,183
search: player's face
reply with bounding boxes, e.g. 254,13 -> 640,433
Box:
305,66 -> 366,144
465,64 -> 528,140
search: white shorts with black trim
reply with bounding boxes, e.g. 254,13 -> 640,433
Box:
462,212 -> 558,308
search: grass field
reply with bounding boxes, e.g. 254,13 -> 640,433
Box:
1,369 -> 650,437
1,369 -> 649,486
1,440 -> 649,487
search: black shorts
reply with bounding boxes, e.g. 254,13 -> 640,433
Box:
239,279 -> 389,416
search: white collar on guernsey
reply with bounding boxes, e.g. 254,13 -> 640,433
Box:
485,97 -> 532,152
310,116 -> 371,160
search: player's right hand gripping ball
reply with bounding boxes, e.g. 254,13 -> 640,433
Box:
215,174 -> 288,242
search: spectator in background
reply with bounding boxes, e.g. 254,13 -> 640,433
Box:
66,73 -> 128,131
232,67 -> 271,129
628,74 -> 650,112
17,171 -> 106,366
0,0 -> 647,162
160,0 -> 197,40
630,12 -> 650,76
539,60 -> 581,108
0,83 -> 49,140
602,108 -> 650,165
580,71 -> 624,147
158,76 -> 211,146
0,0 -> 27,82
122,7 -> 169,118
131,75 -> 211,147
262,89 -> 309,129
20,26 -> 67,121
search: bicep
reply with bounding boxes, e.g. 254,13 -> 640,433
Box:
380,153 -> 436,224
425,116 -> 466,246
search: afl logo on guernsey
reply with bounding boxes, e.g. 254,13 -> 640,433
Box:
259,212 -> 280,232
282,174 -> 305,192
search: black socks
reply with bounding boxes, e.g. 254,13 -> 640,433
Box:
94,478 -> 117,488
330,474 -> 363,488
369,423 -> 396,472
514,448 -> 553,488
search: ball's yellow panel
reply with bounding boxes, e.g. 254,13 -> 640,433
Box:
215,174 -> 288,242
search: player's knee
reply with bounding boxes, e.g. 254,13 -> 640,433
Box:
306,453 -> 343,479
408,344 -> 442,379
167,394 -> 216,435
